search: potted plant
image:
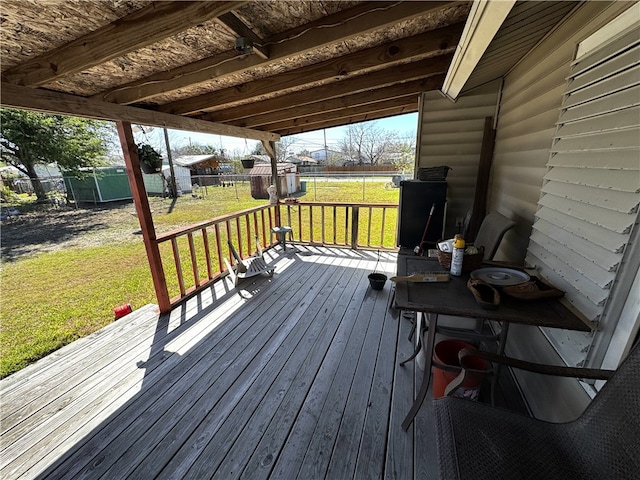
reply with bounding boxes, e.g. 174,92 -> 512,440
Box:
240,157 -> 255,169
137,144 -> 163,174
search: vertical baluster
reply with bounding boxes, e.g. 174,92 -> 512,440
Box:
214,223 -> 223,273
286,204 -> 292,229
344,206 -> 350,246
309,205 -> 314,243
187,232 -> 200,287
202,227 -> 213,280
367,206 -> 373,247
297,205 -> 302,242
245,215 -> 251,256
235,217 -> 242,257
253,210 -> 266,248
226,220 -> 233,265
261,209 -> 267,247
381,207 -> 387,248
333,206 -> 337,245
351,206 -> 359,249
268,207 -> 274,244
321,205 -> 326,244
171,237 -> 185,296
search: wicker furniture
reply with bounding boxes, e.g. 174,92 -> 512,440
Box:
434,345 -> 639,480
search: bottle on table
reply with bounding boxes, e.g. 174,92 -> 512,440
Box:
450,234 -> 465,276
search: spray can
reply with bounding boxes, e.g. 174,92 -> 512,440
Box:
450,234 -> 465,276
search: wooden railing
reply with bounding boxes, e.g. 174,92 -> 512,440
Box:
281,202 -> 398,250
154,204 -> 279,305
153,202 -> 398,308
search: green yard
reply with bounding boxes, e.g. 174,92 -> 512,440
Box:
0,177 -> 400,377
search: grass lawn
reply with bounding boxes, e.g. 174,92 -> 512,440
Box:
0,178 -> 400,377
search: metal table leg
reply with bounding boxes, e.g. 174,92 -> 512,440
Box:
402,312 -> 438,430
491,321 -> 510,406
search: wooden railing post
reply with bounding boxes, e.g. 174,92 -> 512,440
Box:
351,205 -> 360,249
116,121 -> 171,313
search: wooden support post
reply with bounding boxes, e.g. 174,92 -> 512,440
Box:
262,139 -> 281,226
467,116 -> 496,242
351,206 -> 360,249
116,121 -> 171,313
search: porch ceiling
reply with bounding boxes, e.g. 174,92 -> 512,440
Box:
0,1 -> 470,139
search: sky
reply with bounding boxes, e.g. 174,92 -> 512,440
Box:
134,112 -> 419,157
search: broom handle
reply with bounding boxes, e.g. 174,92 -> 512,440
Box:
418,204 -> 436,253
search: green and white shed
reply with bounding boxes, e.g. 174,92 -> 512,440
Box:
64,166 -> 132,204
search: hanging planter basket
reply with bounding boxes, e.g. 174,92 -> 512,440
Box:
241,158 -> 255,169
137,144 -> 163,174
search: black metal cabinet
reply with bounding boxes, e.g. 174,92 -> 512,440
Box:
397,180 -> 447,249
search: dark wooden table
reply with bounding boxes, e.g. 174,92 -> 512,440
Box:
393,254 -> 592,430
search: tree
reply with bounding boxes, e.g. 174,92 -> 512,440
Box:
171,143 -> 223,158
339,122 -> 396,165
391,136 -> 416,173
0,109 -> 110,201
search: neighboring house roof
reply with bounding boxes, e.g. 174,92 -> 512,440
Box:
249,163 -> 296,176
286,155 -> 317,164
173,155 -> 222,168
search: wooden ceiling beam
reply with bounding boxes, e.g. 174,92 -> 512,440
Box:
0,84 -> 279,142
2,1 -> 247,87
259,96 -> 420,133
217,12 -> 269,59
232,76 -> 444,128
200,54 -> 452,123
160,23 -> 463,116
274,107 -> 417,136
93,1 -> 452,104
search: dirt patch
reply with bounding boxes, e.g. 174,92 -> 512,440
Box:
1,201 -> 142,263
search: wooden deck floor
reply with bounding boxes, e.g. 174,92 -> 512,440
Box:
1,247 -> 439,480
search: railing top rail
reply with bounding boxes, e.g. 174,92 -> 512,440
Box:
156,204 -> 273,242
289,201 -> 399,208
155,201 -> 399,243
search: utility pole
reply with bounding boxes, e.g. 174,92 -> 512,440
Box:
163,128 -> 178,197
323,128 -> 328,164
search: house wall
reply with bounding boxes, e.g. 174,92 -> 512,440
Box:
489,1 -> 636,421
416,81 -> 501,237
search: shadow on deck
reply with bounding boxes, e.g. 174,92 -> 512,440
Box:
1,247 -> 439,479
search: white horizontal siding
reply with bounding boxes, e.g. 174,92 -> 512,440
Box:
417,81 -> 500,236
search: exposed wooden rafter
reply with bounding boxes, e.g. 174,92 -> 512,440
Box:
0,84 -> 279,142
201,55 -> 453,123
93,1 -> 452,105
260,96 -> 420,133
229,76 -> 445,129
275,107 -> 417,136
160,23 -> 463,116
2,1 -> 247,87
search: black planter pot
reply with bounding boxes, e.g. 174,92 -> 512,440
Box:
368,273 -> 387,291
241,158 -> 255,169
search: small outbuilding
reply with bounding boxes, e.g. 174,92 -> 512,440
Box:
173,154 -> 225,187
249,163 -> 299,199
64,166 -> 132,204
143,165 -> 193,195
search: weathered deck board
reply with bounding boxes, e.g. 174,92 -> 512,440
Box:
1,247 -> 440,480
